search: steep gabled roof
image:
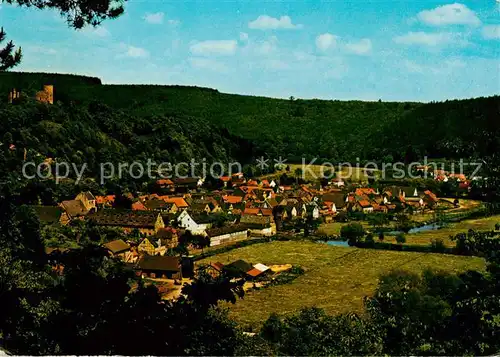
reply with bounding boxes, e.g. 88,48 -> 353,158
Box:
322,193 -> 346,208
31,205 -> 64,224
137,255 -> 181,272
164,197 -> 189,208
358,200 -> 372,208
131,201 -> 147,211
144,199 -> 171,211
243,207 -> 260,215
104,239 -> 130,254
206,224 -> 248,238
240,215 -> 272,228
89,210 -> 160,229
61,200 -> 88,217
223,195 -> 243,204
83,191 -> 96,201
224,259 -> 253,274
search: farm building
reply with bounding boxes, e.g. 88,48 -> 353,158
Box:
87,209 -> 165,236
205,225 -> 248,246
136,255 -> 182,279
223,259 -> 253,278
103,239 -> 131,259
239,215 -> 276,236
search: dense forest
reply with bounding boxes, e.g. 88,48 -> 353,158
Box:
0,92 -> 258,174
1,72 -> 498,163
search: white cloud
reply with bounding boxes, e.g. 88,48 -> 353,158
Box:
248,15 -> 303,30
190,40 -> 238,56
80,26 -> 110,37
143,12 -> 164,24
403,58 -> 466,75
345,38 -> 372,55
393,31 -> 465,46
240,32 -> 249,42
417,3 -> 481,26
188,57 -> 229,73
482,25 -> 500,40
125,46 -> 149,58
315,33 -> 338,51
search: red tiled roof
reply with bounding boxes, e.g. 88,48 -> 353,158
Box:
96,195 -> 115,204
223,195 -> 243,204
355,188 -> 376,196
260,208 -> 273,216
424,190 -> 438,201
449,173 -> 466,181
372,203 -> 387,211
157,179 -> 174,186
164,197 -> 189,208
139,194 -> 159,201
358,200 -> 372,208
132,201 -> 147,211
459,182 -> 470,189
243,208 -> 260,215
246,268 -> 263,277
210,262 -> 224,271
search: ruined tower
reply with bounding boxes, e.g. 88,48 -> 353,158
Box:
8,88 -> 20,103
35,85 -> 54,104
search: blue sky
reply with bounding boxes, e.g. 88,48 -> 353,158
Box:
1,0 -> 499,101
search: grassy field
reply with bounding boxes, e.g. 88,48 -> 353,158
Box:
412,199 -> 484,223
319,214 -> 500,247
258,164 -> 375,182
198,241 -> 485,330
384,214 -> 500,246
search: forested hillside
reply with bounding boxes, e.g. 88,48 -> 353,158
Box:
1,72 -> 498,162
380,96 -> 500,160
0,98 -> 258,177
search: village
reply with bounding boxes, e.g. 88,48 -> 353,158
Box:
30,165 -> 479,300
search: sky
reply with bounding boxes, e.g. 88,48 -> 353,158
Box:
1,0 -> 499,101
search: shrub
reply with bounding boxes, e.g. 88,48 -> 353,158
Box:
365,233 -> 375,247
395,233 -> 406,244
430,238 -> 446,253
340,223 -> 365,246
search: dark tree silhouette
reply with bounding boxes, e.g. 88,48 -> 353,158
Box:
1,0 -> 126,70
0,28 -> 22,71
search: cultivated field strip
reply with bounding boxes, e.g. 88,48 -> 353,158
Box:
199,241 -> 486,329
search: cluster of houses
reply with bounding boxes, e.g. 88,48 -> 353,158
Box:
416,165 -> 474,191
34,172 -> 442,276
334,186 -> 439,215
